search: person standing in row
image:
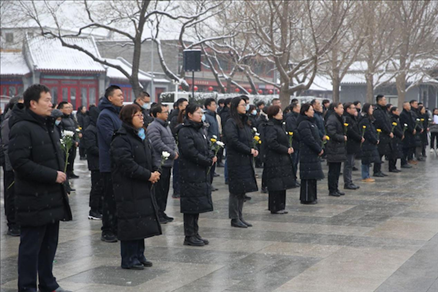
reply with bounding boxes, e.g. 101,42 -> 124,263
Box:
203,98 -> 220,189
224,96 -> 258,228
76,105 -> 90,160
359,103 -> 380,182
400,102 -> 418,166
177,104 -> 215,246
97,85 -> 123,243
373,95 -> 393,177
388,106 -> 405,172
134,91 -> 154,129
430,108 -> 438,153
325,102 -> 347,197
58,101 -> 80,179
264,105 -> 294,214
285,103 -> 301,188
148,103 -> 178,224
343,102 -> 363,190
111,104 -> 162,270
9,84 -> 72,292
297,104 -> 324,204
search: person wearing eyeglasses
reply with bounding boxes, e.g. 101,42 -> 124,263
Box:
111,104 -> 162,270
176,103 -> 215,246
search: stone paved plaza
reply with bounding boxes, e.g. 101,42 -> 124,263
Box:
1,154 -> 438,292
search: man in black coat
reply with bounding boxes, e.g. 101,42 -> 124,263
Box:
343,102 -> 363,190
400,102 -> 418,166
133,91 -> 154,129
58,101 -> 80,179
372,95 -> 394,177
83,106 -> 103,220
325,102 -> 347,197
8,84 -> 72,292
285,103 -> 301,188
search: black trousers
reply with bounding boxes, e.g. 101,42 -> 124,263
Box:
388,158 -> 397,171
79,138 -> 86,158
269,190 -> 286,213
209,163 -> 216,184
217,147 -> 224,164
18,222 -> 60,292
402,147 -> 415,162
373,154 -> 383,174
183,213 -> 199,236
172,158 -> 180,195
67,145 -> 76,173
120,239 -> 146,268
4,170 -> 17,228
155,167 -> 171,217
328,162 -> 342,193
291,150 -> 300,180
300,179 -> 317,203
261,168 -> 267,189
229,193 -> 245,220
90,170 -> 103,211
431,133 -> 438,149
101,172 -> 117,235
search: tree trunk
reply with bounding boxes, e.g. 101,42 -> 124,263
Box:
279,80 -> 290,108
365,73 -> 374,104
396,72 -> 407,110
332,70 -> 340,103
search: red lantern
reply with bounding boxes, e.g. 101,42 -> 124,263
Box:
248,89 -> 252,93
258,89 -> 263,94
235,88 -> 240,93
224,87 -> 227,92
178,85 -> 182,90
269,89 -> 273,94
208,86 -> 213,91
194,86 -> 198,91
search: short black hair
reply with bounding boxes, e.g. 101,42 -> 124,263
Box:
140,91 -> 150,98
256,101 -> 265,107
353,101 -> 361,106
23,84 -> 50,108
300,103 -> 312,115
409,99 -> 417,105
218,98 -> 225,105
57,101 -> 69,109
376,94 -> 385,103
291,98 -> 298,104
390,106 -> 398,113
310,99 -> 318,106
151,103 -> 168,117
224,98 -> 232,106
272,98 -> 280,103
204,98 -> 216,108
322,99 -> 330,105
241,95 -> 249,101
176,98 -> 188,107
267,105 -> 281,119
105,85 -> 122,99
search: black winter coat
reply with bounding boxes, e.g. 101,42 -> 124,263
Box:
400,109 -> 417,148
373,104 -> 392,155
61,114 -> 79,141
411,108 -> 423,147
264,119 -> 295,191
285,111 -> 301,150
325,113 -> 347,163
256,113 -> 269,163
177,119 -> 214,214
420,113 -> 429,146
358,116 -> 380,165
84,107 -> 100,171
220,107 -> 231,129
223,114 -> 258,194
344,113 -> 363,155
297,115 -> 324,180
8,106 -> 72,226
389,114 -> 404,160
77,112 -> 90,131
111,124 -> 162,241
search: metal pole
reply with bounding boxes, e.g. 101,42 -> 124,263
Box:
150,40 -> 155,102
192,71 -> 195,99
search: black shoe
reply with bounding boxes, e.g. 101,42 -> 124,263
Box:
213,172 -> 220,177
172,193 -> 180,199
101,232 -> 117,243
244,195 -> 251,202
373,172 -> 385,177
69,188 -> 76,192
389,169 -> 401,173
159,217 -> 169,224
240,218 -> 252,227
7,226 -> 20,237
184,236 -> 205,246
212,186 -> 219,191
68,173 -> 79,179
261,187 -> 268,193
291,181 -> 300,188
163,214 -> 174,222
196,234 -> 209,245
401,164 -> 412,169
301,200 -> 317,205
139,259 -> 153,267
217,162 -> 225,167
122,263 -> 144,270
231,219 -> 247,228
381,172 -> 388,176
329,192 -> 340,197
80,157 -> 87,161
88,210 -> 102,220
352,166 -> 359,171
337,190 -> 345,196
344,184 -> 360,190
271,210 -> 289,214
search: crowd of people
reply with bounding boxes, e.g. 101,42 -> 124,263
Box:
1,83 -> 438,291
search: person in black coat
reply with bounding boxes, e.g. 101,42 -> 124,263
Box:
409,100 -> 424,161
84,106 -> 103,220
343,102 -> 363,190
388,107 -> 404,172
400,102 -> 418,166
223,96 -> 258,228
257,108 -> 269,192
419,106 -> 429,158
58,101 -> 80,179
77,105 -> 90,160
372,95 -> 393,177
133,91 -> 154,129
8,84 -> 72,292
325,102 -> 347,197
285,103 -> 301,188
176,104 -> 215,246
359,103 -> 380,182
110,104 -> 162,270
265,106 -> 295,214
297,103 -> 324,204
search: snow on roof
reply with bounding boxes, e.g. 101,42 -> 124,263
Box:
309,75 -> 332,91
25,35 -> 105,73
105,57 -> 170,83
0,52 -> 31,76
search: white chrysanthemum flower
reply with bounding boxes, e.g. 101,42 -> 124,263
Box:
63,130 -> 74,137
162,151 -> 171,159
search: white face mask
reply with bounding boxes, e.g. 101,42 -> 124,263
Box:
251,110 -> 257,116
245,104 -> 250,111
202,114 -> 206,122
141,103 -> 150,110
55,120 -> 61,126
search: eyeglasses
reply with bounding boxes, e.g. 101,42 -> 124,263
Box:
162,111 -> 169,114
134,113 -> 144,118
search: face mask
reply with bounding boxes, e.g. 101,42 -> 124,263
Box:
202,114 -> 206,122
141,103 -> 150,110
137,128 -> 146,140
245,104 -> 250,111
55,120 -> 61,126
251,110 -> 257,116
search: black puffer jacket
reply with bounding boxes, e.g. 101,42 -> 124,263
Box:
84,107 -> 100,171
8,105 -> 72,226
420,113 -> 429,146
61,113 -> 78,141
264,118 -> 295,191
389,113 -> 404,160
325,113 -> 347,163
297,115 -> 324,180
344,113 -> 363,155
373,104 -> 392,155
400,109 -> 417,148
223,114 -> 258,194
110,123 -> 162,241
285,111 -> 300,150
177,119 -> 214,214
256,113 -> 269,163
77,111 -> 90,131
358,116 -> 380,165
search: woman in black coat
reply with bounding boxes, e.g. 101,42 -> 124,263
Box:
223,96 -> 258,228
388,107 -> 404,172
77,105 -> 90,159
358,103 -> 380,182
419,106 -> 429,158
264,105 -> 295,214
176,103 -> 215,247
297,104 -> 324,204
111,104 -> 162,270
